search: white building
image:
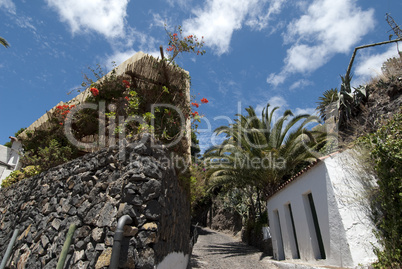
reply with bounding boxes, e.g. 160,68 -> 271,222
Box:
267,150 -> 379,268
0,139 -> 22,186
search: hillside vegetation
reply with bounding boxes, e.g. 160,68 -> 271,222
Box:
190,55 -> 401,266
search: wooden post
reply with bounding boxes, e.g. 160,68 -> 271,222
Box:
345,38 -> 402,83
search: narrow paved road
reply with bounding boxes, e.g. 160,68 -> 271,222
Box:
190,227 -> 278,269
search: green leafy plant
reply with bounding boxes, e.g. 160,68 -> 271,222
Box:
357,108 -> 402,268
11,26 -> 208,189
370,110 -> 402,268
381,56 -> 402,78
1,165 -> 40,188
337,75 -> 370,129
22,139 -> 75,172
316,88 -> 338,121
204,103 -> 326,223
165,24 -> 206,63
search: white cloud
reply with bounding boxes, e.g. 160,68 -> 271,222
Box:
245,0 -> 286,30
353,44 -> 400,86
182,0 -> 255,55
15,15 -> 37,32
197,132 -> 226,154
104,49 -> 138,69
46,0 -> 129,39
45,1 -> 163,65
267,72 -> 286,87
166,0 -> 194,9
0,0 -> 16,14
182,0 -> 286,55
289,79 -> 313,90
294,107 -> 317,116
151,13 -> 167,29
267,95 -> 287,109
255,95 -> 288,119
268,0 -> 375,86
0,0 -> 37,37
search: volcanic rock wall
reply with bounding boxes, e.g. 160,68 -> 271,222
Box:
0,136 -> 190,269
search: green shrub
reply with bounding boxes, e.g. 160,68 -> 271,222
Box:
22,139 -> 74,172
1,165 -> 40,188
359,108 -> 402,268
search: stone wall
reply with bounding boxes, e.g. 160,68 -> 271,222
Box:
0,135 -> 190,268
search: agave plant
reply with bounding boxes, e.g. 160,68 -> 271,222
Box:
338,75 -> 354,127
338,75 -> 369,128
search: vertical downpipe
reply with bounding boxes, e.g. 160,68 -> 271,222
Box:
109,215 -> 133,269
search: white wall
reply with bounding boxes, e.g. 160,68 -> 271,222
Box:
0,145 -> 12,185
267,150 -> 378,268
0,145 -> 11,164
325,150 -> 379,266
0,141 -> 22,186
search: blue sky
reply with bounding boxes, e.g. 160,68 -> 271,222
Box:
1,0 -> 401,152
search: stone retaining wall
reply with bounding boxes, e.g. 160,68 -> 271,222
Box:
0,135 -> 190,268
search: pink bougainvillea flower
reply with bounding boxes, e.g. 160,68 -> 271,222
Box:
201,98 -> 208,104
90,87 -> 99,97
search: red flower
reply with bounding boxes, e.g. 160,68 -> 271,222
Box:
201,98 -> 209,104
124,96 -> 130,100
191,102 -> 199,108
166,45 -> 175,52
90,87 -> 99,97
192,111 -> 199,117
122,80 -> 130,88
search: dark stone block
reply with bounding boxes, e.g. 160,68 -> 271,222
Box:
83,203 -> 102,225
141,179 -> 162,201
43,258 -> 57,269
75,240 -> 86,250
142,157 -> 162,179
76,225 -> 91,238
121,205 -> 142,226
144,200 -> 161,221
136,248 -> 155,269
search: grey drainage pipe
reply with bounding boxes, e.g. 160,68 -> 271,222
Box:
109,215 -> 133,269
0,228 -> 19,269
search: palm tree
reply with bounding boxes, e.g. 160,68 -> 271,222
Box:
204,103 -> 325,221
316,88 -> 338,121
0,37 -> 10,48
